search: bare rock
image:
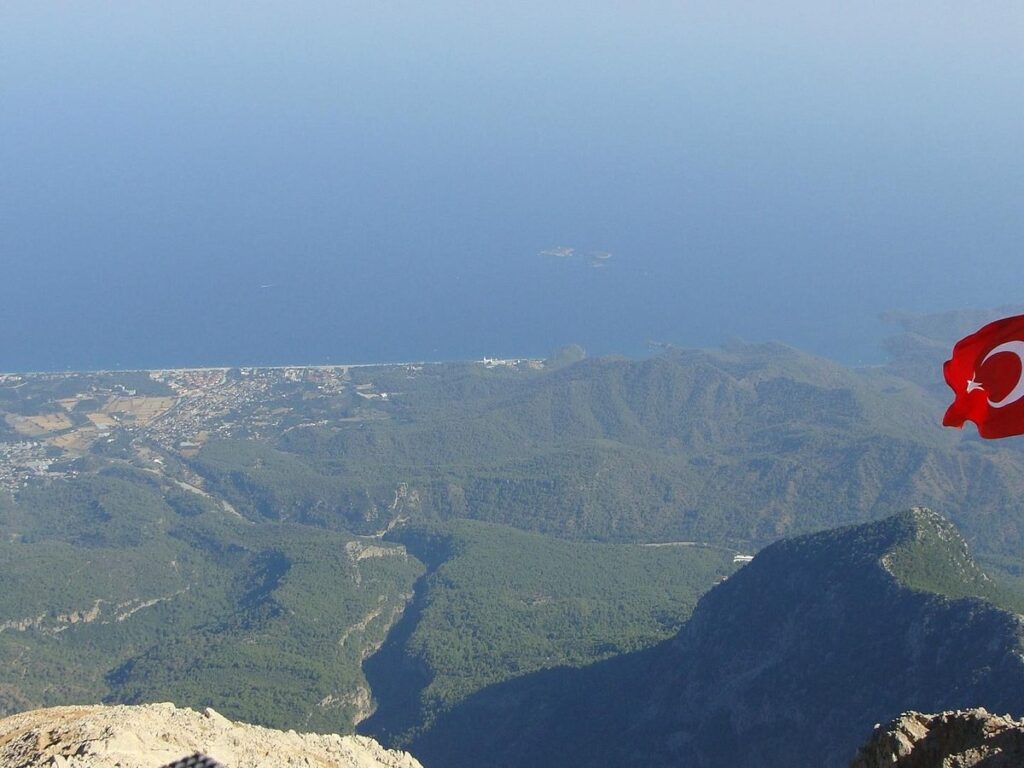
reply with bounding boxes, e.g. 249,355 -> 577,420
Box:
851,708 -> 1024,768
0,703 -> 423,768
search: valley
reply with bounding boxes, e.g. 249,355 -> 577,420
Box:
3,324 -> 1024,766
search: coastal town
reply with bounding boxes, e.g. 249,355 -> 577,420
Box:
0,358 -> 543,494
0,365 -> 360,493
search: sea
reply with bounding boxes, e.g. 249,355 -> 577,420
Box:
2,3 -> 1021,373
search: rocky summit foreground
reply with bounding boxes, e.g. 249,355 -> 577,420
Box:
852,709 -> 1024,768
0,703 -> 422,768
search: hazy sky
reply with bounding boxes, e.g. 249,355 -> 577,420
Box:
2,2 -> 1022,370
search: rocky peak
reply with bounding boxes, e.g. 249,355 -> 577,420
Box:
852,708 -> 1024,768
0,703 -> 423,768
882,507 -> 996,601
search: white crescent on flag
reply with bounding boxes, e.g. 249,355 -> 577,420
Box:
981,341 -> 1024,408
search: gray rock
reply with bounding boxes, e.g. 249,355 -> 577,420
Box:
851,708 -> 1024,768
0,704 -> 423,768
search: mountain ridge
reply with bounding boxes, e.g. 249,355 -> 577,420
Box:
410,509 -> 1024,768
194,343 -> 1024,558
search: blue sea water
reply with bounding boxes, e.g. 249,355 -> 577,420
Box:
1,3 -> 1022,372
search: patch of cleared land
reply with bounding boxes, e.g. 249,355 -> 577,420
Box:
102,396 -> 177,425
6,413 -> 74,436
85,412 -> 118,430
50,427 -> 99,453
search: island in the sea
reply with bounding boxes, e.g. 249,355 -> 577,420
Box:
539,245 -> 575,258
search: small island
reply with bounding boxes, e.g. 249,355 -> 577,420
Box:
539,246 -> 575,258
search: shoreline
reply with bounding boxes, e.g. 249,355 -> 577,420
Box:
0,356 -> 545,378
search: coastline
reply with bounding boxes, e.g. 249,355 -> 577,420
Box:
0,357 -> 546,378
0,360 -> 444,378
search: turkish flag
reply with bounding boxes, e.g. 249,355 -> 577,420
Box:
943,314 -> 1024,438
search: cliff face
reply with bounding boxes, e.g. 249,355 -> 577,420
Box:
414,509 -> 1024,768
852,709 -> 1024,768
630,508 -> 1024,767
0,703 -> 423,768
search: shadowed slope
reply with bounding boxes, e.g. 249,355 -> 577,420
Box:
414,510 -> 1024,768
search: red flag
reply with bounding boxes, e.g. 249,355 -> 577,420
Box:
943,314 -> 1024,438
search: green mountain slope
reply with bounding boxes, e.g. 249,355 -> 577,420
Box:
413,509 -> 1024,768
6,339 -> 1024,753
358,520 -> 738,745
195,344 -> 1024,558
0,473 -> 423,731
0,472 -> 742,740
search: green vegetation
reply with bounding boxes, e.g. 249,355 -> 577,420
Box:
412,510 -> 1024,768
0,371 -> 173,416
885,509 -> 998,599
361,519 -> 737,744
0,477 -> 423,731
0,468 -> 739,739
186,345 -> 1024,562
107,524 -> 423,731
884,510 -> 1024,615
5,342 -> 1024,753
192,440 -> 376,530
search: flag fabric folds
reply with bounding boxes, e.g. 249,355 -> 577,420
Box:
943,314 -> 1024,439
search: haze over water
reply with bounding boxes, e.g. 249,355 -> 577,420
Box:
2,2 -> 1022,372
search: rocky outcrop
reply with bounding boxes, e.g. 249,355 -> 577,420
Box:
0,703 -> 423,768
852,708 -> 1024,768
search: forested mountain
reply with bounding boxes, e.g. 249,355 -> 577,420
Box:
413,509 -> 1024,768
0,471 -> 730,737
358,521 -> 737,745
196,343 -> 1024,558
5,333 -> 1024,762
0,472 -> 423,730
